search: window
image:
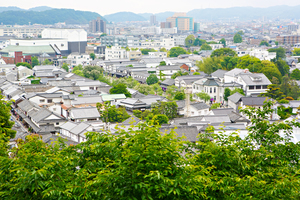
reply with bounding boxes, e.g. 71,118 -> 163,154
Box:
56,122 -> 59,125
210,88 -> 212,93
256,85 -> 261,89
90,87 -> 94,90
249,86 -> 255,90
214,87 -> 216,93
193,85 -> 195,89
39,99 -> 45,103
47,99 -> 52,103
263,85 -> 268,89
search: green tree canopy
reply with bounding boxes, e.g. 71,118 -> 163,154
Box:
293,48 -> 300,56
0,93 -> 16,139
185,34 -> 195,47
171,71 -> 189,79
224,88 -> 231,101
268,47 -> 286,60
97,102 -> 130,123
174,91 -> 185,100
196,56 -> 222,74
276,59 -> 290,76
291,68 -> 300,80
211,48 -> 237,57
159,61 -> 166,66
109,83 -> 131,97
31,56 -> 39,68
16,62 -> 31,69
230,88 -> 245,96
61,63 -> 69,72
42,59 -> 53,65
89,53 -> 95,60
82,65 -> 103,80
193,38 -> 206,46
168,47 -> 187,57
219,38 -> 226,47
160,47 -> 167,52
196,92 -> 211,102
141,48 -> 156,55
146,74 -> 159,85
152,114 -> 169,125
151,101 -> 178,119
233,33 -> 243,43
200,43 -> 212,50
259,40 -> 270,46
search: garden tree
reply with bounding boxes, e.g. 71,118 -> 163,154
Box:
125,46 -> 130,51
224,88 -> 231,101
61,63 -> 69,72
196,56 -> 222,74
220,56 -> 238,70
160,47 -> 167,52
174,91 -> 185,100
42,59 -> 53,65
230,88 -> 245,96
211,48 -> 237,57
158,70 -> 166,80
210,103 -> 221,109
237,55 -> 263,72
272,77 -> 280,84
289,81 -> 300,100
159,61 -> 166,66
109,83 -> 131,97
259,60 -> 282,83
185,34 -> 195,47
276,59 -> 290,76
146,74 -> 159,85
259,40 -> 270,46
207,41 -> 218,44
193,38 -> 206,46
152,114 -> 169,125
291,68 -> 300,80
233,33 -> 242,43
193,50 -> 199,54
168,47 -> 187,57
82,65 -> 103,80
237,30 -> 244,35
268,47 -> 286,60
280,75 -> 291,96
193,72 -> 200,75
151,101 -> 178,119
141,48 -> 156,55
153,83 -> 164,95
100,33 -> 107,37
165,85 -> 179,100
219,38 -> 226,47
196,92 -> 211,102
200,43 -> 212,50
293,48 -> 300,56
89,53 -> 95,60
0,93 -> 16,139
260,84 -> 286,100
96,102 -> 130,123
134,84 -> 154,95
71,64 -> 84,76
31,56 -> 39,68
171,71 -> 189,79
16,62 -> 31,69
2,102 -> 300,199
98,75 -> 111,85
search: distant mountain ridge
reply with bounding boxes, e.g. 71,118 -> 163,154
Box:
0,9 -> 106,25
0,6 -> 52,12
104,12 -> 147,22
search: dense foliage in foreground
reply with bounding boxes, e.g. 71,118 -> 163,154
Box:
0,101 -> 300,199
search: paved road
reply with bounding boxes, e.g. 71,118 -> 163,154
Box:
10,111 -> 29,139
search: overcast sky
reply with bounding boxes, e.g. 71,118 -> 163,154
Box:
2,0 -> 300,15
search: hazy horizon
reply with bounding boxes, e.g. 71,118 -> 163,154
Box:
1,0 -> 300,15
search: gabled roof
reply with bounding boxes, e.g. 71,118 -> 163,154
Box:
70,122 -> 90,135
203,77 -> 222,86
224,68 -> 246,77
160,126 -> 199,142
211,108 -> 234,115
191,102 -> 210,110
60,121 -> 78,131
239,73 -> 271,86
101,94 -> 126,101
211,69 -> 227,78
228,92 -> 244,104
70,107 -> 100,119
241,97 -> 269,106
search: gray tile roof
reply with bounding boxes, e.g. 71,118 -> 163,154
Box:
228,92 -> 244,104
224,68 -> 246,77
17,99 -> 39,112
70,107 -> 100,119
70,122 -> 90,135
203,78 -> 222,86
241,97 -> 270,106
191,102 -> 210,110
212,108 -> 234,115
71,96 -> 103,105
211,69 -> 228,78
60,121 -> 78,131
158,65 -> 181,71
159,126 -> 199,142
122,116 -> 141,125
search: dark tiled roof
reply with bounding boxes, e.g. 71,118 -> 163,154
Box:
228,92 -> 244,104
241,97 -> 270,106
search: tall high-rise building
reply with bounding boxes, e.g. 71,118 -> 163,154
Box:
161,22 -> 172,28
150,15 -> 157,26
89,17 -> 106,33
194,22 -> 200,33
166,13 -> 193,31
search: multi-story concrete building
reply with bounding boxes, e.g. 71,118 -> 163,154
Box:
276,35 -> 300,45
67,53 -> 90,67
0,26 -> 44,38
166,13 -> 194,32
150,15 -> 157,26
89,17 -> 106,33
101,36 -> 127,47
161,22 -> 172,28
105,46 -> 128,60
